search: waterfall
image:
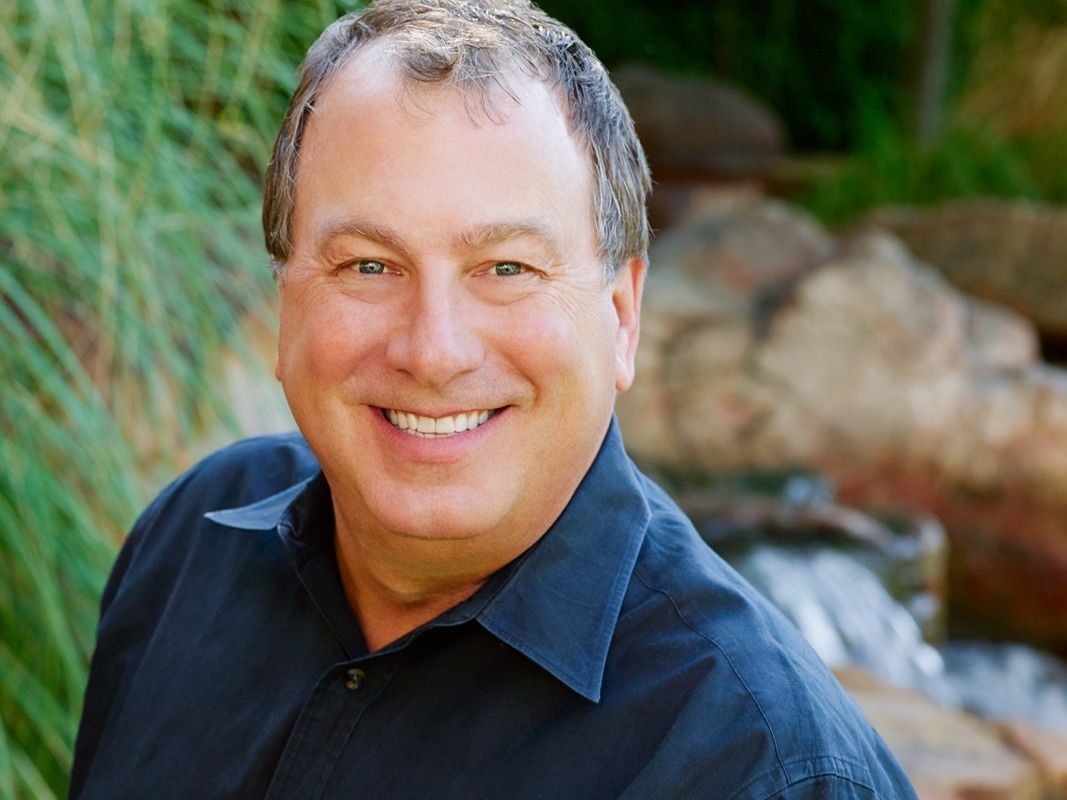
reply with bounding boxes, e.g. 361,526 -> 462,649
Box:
725,541 -> 1067,734
943,641 -> 1067,735
731,545 -> 956,704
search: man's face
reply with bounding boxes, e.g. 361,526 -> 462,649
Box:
276,48 -> 642,557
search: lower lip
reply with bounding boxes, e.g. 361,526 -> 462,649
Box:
374,407 -> 504,462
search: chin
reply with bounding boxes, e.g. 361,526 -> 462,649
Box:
366,491 -> 507,543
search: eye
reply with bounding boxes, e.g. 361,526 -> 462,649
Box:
355,259 -> 387,275
490,262 -> 525,277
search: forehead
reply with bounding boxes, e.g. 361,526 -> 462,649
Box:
292,41 -> 597,255
310,38 -> 578,151
327,37 -> 542,113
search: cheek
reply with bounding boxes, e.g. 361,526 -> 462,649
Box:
499,297 -> 618,387
280,291 -> 383,383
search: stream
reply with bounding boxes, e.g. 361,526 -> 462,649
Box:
676,474 -> 1067,735
728,541 -> 1067,735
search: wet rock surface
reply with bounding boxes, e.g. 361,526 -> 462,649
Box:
618,195 -> 1067,648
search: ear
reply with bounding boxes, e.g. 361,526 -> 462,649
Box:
611,256 -> 646,392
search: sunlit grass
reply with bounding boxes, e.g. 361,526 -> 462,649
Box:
0,0 -> 347,795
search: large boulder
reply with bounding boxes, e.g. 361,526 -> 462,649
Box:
612,65 -> 785,182
864,200 -> 1067,340
618,196 -> 1067,647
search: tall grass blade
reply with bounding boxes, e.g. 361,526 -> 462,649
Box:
1,0 -> 349,795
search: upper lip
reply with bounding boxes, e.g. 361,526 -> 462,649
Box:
377,405 -> 499,417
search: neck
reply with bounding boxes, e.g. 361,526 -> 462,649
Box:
332,508 -> 515,652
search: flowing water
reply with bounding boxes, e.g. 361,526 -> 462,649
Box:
731,546 -> 955,704
727,541 -> 1067,734
942,640 -> 1067,735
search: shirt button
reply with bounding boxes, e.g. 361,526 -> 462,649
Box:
344,668 -> 366,691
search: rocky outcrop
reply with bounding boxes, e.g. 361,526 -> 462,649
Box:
612,65 -> 784,182
618,195 -> 1067,647
838,667 -> 1067,799
864,200 -> 1067,340
998,719 -> 1067,796
612,66 -> 788,231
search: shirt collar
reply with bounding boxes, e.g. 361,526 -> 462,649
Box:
205,417 -> 651,703
475,418 -> 651,702
204,476 -> 316,531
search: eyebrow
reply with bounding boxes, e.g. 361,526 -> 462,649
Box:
315,218 -> 414,261
315,217 -> 564,262
453,221 -> 564,260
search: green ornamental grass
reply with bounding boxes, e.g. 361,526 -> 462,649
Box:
0,1 -> 351,796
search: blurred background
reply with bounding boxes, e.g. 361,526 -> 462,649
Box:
2,0 -> 1066,796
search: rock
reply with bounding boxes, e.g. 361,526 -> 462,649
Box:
646,192 -> 834,303
621,194 -> 832,465
836,667 -> 1049,800
864,200 -> 1067,340
618,197 -> 1067,648
998,720 -> 1067,795
612,65 -> 784,182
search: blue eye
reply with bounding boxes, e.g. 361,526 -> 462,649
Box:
356,260 -> 386,274
491,262 -> 524,277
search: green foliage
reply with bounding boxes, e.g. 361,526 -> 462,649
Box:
0,0 -> 351,796
798,119 -> 1040,225
969,0 -> 1067,34
1015,133 -> 1067,200
538,0 -> 914,150
797,0 -> 1067,225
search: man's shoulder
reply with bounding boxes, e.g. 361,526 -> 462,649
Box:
132,432 -> 317,529
616,471 -> 917,799
101,433 -> 320,607
71,434 -> 329,798
625,477 -> 841,719
162,432 -> 319,509
628,472 -> 834,681
626,472 -> 782,641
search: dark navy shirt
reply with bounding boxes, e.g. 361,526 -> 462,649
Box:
71,421 -> 916,799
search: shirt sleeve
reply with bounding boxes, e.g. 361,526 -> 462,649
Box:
68,476 -> 181,798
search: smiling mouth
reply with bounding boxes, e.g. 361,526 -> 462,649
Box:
382,408 -> 497,438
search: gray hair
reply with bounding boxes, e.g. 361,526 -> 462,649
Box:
262,0 -> 651,281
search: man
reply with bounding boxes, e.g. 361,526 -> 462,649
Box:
71,1 -> 917,797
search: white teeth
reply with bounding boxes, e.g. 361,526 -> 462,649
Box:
384,408 -> 494,437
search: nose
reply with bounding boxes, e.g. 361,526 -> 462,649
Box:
384,274 -> 484,388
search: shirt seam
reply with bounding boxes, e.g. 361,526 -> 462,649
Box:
631,565 -> 789,779
731,755 -> 877,800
